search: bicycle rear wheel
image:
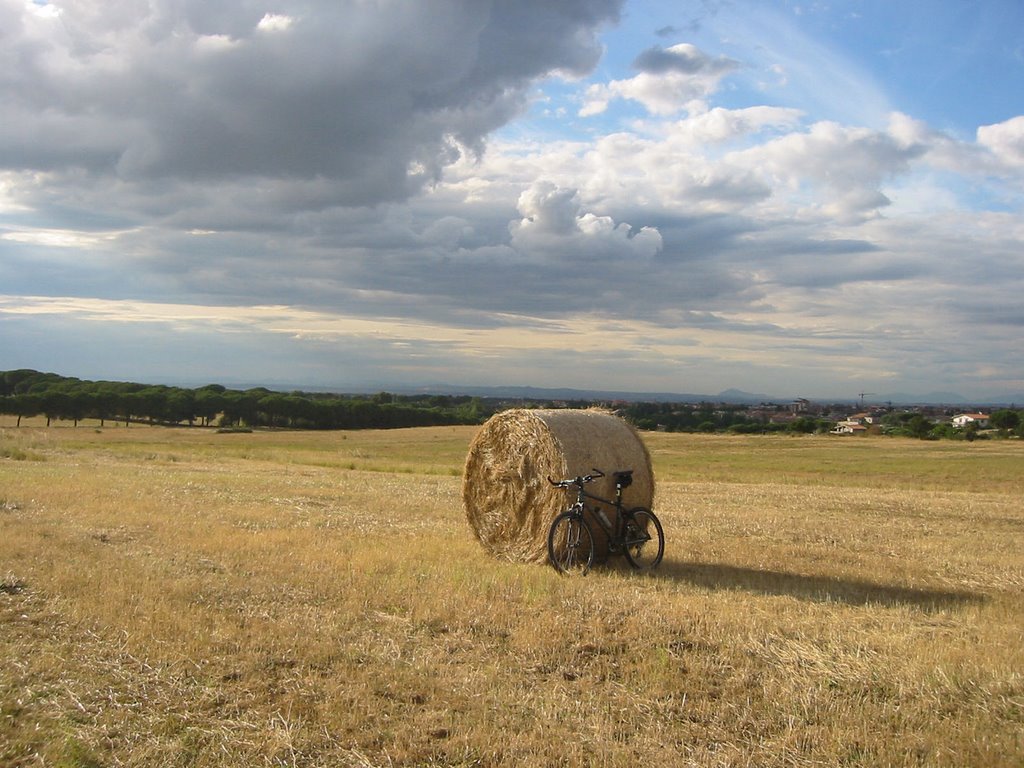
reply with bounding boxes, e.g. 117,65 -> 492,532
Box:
622,507 -> 664,570
547,511 -> 595,574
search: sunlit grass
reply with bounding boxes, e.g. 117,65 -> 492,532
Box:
645,432 -> 1024,492
2,424 -> 1022,766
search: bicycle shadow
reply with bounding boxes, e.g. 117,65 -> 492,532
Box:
647,559 -> 987,611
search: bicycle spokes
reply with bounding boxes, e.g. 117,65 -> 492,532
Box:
548,512 -> 595,574
622,508 -> 664,570
559,522 -> 583,566
624,524 -> 650,547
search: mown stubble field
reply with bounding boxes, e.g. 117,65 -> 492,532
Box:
1,421 -> 1022,767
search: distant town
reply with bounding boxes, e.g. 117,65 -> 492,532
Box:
613,397 -> 1019,440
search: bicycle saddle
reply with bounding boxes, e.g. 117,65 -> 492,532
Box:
613,470 -> 633,488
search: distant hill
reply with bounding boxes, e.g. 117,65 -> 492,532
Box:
717,388 -> 774,404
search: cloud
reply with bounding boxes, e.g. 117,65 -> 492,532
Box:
722,119 -> 928,222
580,43 -> 738,116
514,182 -> 583,236
632,42 -> 737,76
977,116 -> 1024,168
1,0 -> 622,205
508,180 -> 663,261
666,106 -> 805,146
256,13 -> 294,33
2,1 -> 1023,400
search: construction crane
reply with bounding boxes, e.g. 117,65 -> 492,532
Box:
857,392 -> 875,409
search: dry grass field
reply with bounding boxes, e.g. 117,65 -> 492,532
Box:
1,420 -> 1022,767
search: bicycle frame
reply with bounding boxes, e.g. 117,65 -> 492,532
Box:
567,482 -> 624,540
553,470 -> 647,548
547,468 -> 664,573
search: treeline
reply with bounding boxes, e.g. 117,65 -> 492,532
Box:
0,370 -> 491,430
620,401 -> 833,434
619,401 -> 1024,438
878,410 -> 1024,440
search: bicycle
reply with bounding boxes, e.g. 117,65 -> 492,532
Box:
546,469 -> 664,574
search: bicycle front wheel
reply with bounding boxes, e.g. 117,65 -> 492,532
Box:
547,512 -> 595,574
622,507 -> 664,570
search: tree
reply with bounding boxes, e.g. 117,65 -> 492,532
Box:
0,370 -> 499,432
134,387 -> 171,424
990,409 -> 1021,433
39,389 -> 71,427
1,369 -> 43,396
64,391 -> 89,427
259,394 -> 290,427
789,416 -> 818,434
931,422 -> 960,440
221,392 -> 258,427
90,388 -> 121,427
905,414 -> 934,439
195,387 -> 226,427
165,389 -> 197,426
1,393 -> 41,426
455,397 -> 485,424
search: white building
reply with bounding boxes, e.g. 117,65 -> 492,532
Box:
831,420 -> 868,435
951,413 -> 990,428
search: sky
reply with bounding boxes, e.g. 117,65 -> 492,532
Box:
2,0 -> 1023,401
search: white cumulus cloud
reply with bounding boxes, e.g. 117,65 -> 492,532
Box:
977,116 -> 1024,168
257,13 -> 294,32
509,180 -> 662,260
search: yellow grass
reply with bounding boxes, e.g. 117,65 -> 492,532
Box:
1,423 -> 1022,766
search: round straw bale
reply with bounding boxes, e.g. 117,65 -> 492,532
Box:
462,408 -> 655,563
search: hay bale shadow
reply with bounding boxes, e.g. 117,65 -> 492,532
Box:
658,560 -> 987,611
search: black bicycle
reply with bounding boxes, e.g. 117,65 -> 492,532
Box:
546,469 -> 664,574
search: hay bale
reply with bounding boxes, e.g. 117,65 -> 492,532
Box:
462,408 -> 655,563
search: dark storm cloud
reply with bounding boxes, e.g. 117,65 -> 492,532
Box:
1,0 -> 622,204
632,43 -> 737,76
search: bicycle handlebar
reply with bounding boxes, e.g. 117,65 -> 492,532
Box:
548,468 -> 605,488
